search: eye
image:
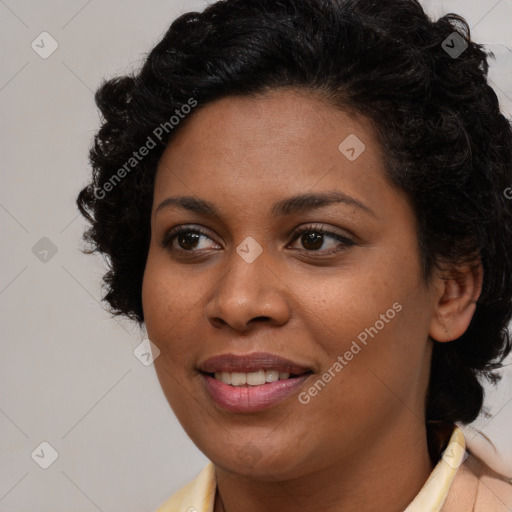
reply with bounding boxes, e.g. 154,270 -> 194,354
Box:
161,225 -> 220,252
161,223 -> 354,256
288,223 -> 354,254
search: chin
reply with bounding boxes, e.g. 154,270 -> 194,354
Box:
205,440 -> 312,480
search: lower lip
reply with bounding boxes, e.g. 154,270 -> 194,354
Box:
201,373 -> 311,413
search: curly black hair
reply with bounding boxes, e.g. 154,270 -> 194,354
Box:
76,0 -> 512,425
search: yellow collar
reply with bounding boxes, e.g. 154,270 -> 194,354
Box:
157,427 -> 466,512
404,426 -> 466,511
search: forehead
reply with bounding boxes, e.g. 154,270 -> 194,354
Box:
153,89 -> 398,219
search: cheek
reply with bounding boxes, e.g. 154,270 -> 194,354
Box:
141,253 -> 205,413
294,248 -> 430,402
324,305 -> 430,421
141,250 -> 200,366
292,254 -> 416,350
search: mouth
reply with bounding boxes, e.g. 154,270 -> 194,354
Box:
198,352 -> 312,384
197,352 -> 313,412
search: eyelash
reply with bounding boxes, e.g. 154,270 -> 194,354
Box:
160,223 -> 354,256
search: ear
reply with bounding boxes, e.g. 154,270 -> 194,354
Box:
429,260 -> 483,342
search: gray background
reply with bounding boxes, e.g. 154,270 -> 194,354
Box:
1,1 -> 511,511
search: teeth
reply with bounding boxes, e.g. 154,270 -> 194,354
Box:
265,370 -> 279,383
213,369 -> 293,386
247,370 -> 266,386
230,372 -> 247,386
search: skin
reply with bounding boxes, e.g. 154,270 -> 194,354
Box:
142,88 -> 482,512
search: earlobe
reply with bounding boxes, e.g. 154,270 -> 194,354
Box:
429,261 -> 483,343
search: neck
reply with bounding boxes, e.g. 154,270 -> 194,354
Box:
214,418 -> 435,512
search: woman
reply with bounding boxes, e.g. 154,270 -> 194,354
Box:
76,0 -> 512,510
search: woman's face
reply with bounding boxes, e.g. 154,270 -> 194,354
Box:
142,88 -> 439,479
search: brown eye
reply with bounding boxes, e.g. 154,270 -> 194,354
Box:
289,224 -> 354,254
300,231 -> 324,250
176,231 -> 201,250
161,226 -> 220,252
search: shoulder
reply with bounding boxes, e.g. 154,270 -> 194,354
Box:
442,453 -> 512,512
467,454 -> 512,511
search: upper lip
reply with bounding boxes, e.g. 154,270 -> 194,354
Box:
198,352 -> 312,375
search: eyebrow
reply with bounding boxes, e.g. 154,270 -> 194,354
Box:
155,191 -> 375,218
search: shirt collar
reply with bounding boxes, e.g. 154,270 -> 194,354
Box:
404,426 -> 466,511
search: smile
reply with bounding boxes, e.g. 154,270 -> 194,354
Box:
198,352 -> 313,412
212,369 -> 294,386
201,373 -> 311,412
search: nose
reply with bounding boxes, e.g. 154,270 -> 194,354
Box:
206,251 -> 291,333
